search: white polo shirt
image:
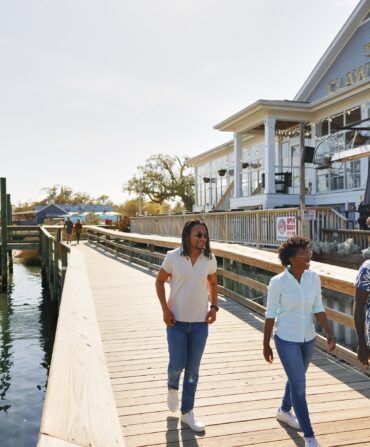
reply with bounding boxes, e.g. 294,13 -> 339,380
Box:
162,247 -> 217,322
265,268 -> 325,342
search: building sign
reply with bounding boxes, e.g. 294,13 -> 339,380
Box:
276,216 -> 297,241
302,209 -> 316,221
327,42 -> 370,94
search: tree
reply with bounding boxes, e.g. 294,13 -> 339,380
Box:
13,185 -> 113,212
124,154 -> 194,211
114,198 -> 171,217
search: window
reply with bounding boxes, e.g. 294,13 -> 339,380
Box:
330,114 -> 344,133
316,119 -> 329,137
317,169 -> 329,192
329,162 -> 345,190
346,107 -> 361,125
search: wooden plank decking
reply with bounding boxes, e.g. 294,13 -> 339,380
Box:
79,242 -> 370,447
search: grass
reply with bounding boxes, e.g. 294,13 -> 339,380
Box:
16,250 -> 41,267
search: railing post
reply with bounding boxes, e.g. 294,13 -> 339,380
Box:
0,178 -> 8,287
53,239 -> 59,303
7,194 -> 13,273
256,212 -> 261,249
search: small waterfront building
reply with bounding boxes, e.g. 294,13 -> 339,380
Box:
34,203 -> 114,224
190,0 -> 370,223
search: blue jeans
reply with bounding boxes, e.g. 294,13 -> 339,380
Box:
167,321 -> 208,414
274,335 -> 315,438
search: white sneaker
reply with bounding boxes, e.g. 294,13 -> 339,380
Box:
181,410 -> 205,432
304,437 -> 320,447
167,388 -> 179,412
276,407 -> 301,429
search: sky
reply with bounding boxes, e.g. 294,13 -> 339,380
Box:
0,0 -> 360,205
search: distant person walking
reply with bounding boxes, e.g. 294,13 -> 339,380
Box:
63,217 -> 74,244
263,236 -> 335,447
155,219 -> 218,432
74,219 -> 83,244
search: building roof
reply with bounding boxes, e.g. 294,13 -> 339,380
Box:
35,203 -> 67,215
294,0 -> 370,101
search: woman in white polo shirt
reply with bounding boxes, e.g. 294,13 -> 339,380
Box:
263,236 -> 335,447
155,219 -> 218,432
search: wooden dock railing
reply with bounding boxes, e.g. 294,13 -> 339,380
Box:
37,249 -> 125,447
86,226 -> 367,373
322,228 -> 370,250
39,226 -> 70,305
130,207 -> 348,247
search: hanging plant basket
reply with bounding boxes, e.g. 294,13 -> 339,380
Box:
203,177 -> 210,183
242,162 -> 249,169
218,169 -> 227,176
228,169 -> 234,177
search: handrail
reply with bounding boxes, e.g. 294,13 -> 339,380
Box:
86,227 -> 368,373
130,207 -> 348,247
322,228 -> 370,250
37,249 -> 125,447
39,226 -> 70,305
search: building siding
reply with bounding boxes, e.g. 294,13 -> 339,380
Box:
307,20 -> 370,102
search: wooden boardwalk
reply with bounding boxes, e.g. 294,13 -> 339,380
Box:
79,243 -> 370,447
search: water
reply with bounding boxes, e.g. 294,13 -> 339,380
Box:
0,263 -> 57,447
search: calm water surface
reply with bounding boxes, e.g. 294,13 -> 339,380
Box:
0,263 -> 57,447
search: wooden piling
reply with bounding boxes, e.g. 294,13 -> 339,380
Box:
7,194 -> 13,273
0,178 -> 8,287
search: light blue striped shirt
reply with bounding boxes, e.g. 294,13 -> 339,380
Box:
266,268 -> 325,342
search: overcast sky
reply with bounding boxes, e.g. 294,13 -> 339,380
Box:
0,0 -> 359,205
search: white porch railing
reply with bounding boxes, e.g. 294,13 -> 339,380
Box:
130,207 -> 347,247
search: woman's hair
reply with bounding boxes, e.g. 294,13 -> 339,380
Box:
278,235 -> 311,266
180,219 -> 212,259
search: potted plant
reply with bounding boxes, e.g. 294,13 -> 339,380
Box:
203,177 -> 210,183
218,169 -> 227,176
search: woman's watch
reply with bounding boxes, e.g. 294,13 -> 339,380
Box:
210,304 -> 219,312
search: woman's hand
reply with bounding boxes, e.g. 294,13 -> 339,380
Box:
263,344 -> 273,363
163,309 -> 176,327
357,344 -> 370,365
327,334 -> 336,352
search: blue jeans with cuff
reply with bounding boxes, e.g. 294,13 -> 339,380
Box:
274,335 -> 315,438
167,321 -> 208,414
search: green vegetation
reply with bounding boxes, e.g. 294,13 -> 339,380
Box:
16,250 -> 41,267
13,153 -> 194,217
124,154 -> 194,211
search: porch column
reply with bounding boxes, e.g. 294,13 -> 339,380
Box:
264,117 -> 276,194
361,103 -> 370,189
233,133 -> 243,198
310,123 -> 317,195
194,167 -> 198,208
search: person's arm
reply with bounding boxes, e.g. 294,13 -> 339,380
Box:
155,268 -> 175,326
263,318 -> 275,363
263,278 -> 281,363
312,273 -> 336,352
354,287 -> 370,365
205,272 -> 218,324
314,312 -> 336,352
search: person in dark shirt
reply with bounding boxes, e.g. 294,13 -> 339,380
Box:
63,217 -> 74,244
